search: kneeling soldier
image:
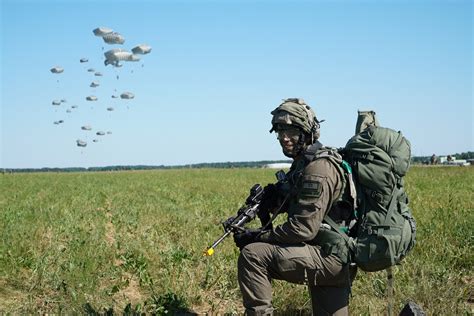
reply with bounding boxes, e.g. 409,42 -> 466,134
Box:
234,98 -> 356,316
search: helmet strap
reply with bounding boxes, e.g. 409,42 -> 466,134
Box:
294,132 -> 307,156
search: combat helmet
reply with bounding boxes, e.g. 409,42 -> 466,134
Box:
270,98 -> 321,141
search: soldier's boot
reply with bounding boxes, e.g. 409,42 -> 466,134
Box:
244,307 -> 274,316
309,285 -> 350,316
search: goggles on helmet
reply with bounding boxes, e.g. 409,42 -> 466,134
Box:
275,125 -> 301,140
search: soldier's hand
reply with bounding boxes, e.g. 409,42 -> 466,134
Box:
260,184 -> 279,214
233,228 -> 264,250
222,216 -> 236,230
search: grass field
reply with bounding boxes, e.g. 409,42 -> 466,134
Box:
1,166 -> 473,314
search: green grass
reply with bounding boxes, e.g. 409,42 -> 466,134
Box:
0,167 -> 473,314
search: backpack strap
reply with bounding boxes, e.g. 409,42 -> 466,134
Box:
341,160 -> 358,211
303,142 -> 359,226
305,144 -> 358,212
323,215 -> 355,253
303,141 -> 324,161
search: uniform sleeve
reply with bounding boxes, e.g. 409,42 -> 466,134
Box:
260,158 -> 342,244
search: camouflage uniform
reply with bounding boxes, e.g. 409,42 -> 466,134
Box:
236,99 -> 354,315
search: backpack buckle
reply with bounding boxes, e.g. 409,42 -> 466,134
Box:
367,226 -> 373,235
370,190 -> 384,204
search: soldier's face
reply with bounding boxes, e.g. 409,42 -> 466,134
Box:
276,126 -> 300,157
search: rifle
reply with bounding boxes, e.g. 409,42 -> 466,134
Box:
204,184 -> 264,256
204,170 -> 288,256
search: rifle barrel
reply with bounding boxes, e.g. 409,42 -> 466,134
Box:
204,230 -> 231,256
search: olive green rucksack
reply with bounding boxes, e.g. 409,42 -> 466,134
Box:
326,111 -> 416,272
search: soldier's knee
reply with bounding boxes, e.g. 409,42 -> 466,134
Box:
238,244 -> 257,266
240,242 -> 262,259
238,243 -> 269,270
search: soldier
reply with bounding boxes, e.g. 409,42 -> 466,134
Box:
234,98 -> 355,315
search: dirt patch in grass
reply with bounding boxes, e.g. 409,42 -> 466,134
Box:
0,278 -> 28,312
112,273 -> 144,309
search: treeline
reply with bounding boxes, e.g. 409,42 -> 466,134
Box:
3,152 -> 473,173
411,151 -> 474,164
1,160 -> 292,173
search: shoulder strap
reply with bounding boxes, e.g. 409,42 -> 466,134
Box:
303,141 -> 324,161
305,144 -> 358,211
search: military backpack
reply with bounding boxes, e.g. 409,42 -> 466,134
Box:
316,111 -> 417,272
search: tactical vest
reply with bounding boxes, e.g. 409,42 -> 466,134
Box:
302,143 -> 356,264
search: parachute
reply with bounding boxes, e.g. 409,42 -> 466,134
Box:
102,32 -> 125,45
120,92 -> 134,99
104,48 -> 140,67
93,27 -> 113,37
86,96 -> 98,101
132,44 -> 152,54
96,131 -> 106,136
81,125 -> 92,131
50,66 -> 64,74
52,100 -> 61,106
76,139 -> 87,147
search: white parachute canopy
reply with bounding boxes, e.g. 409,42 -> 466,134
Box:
86,95 -> 98,101
93,27 -> 113,37
132,44 -> 152,55
77,139 -> 87,147
104,49 -> 140,67
50,66 -> 64,74
120,92 -> 135,99
102,32 -> 125,45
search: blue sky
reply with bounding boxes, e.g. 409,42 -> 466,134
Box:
1,0 -> 472,168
